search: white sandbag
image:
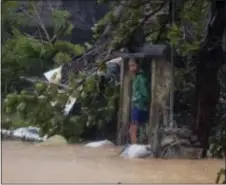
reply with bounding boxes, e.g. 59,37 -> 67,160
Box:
120,144 -> 152,158
1,129 -> 12,135
13,127 -> 35,137
85,140 -> 114,148
27,126 -> 40,134
12,127 -> 46,142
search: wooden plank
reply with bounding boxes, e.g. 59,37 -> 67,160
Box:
116,60 -> 132,145
148,59 -> 171,156
148,59 -> 157,144
116,59 -> 125,145
121,60 -> 132,144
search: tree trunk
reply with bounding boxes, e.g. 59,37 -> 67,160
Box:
195,46 -> 224,157
193,0 -> 226,157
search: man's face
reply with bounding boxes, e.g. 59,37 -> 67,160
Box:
129,60 -> 138,73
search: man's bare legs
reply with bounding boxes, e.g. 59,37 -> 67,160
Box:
129,121 -> 138,144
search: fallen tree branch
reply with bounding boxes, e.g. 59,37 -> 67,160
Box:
120,0 -> 150,9
59,1 -> 167,94
120,0 -> 168,46
20,76 -> 71,90
100,3 -> 125,42
30,1 -> 51,42
72,1 -> 167,66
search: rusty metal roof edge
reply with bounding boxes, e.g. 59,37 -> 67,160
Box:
112,52 -> 165,59
112,44 -> 172,59
112,44 -> 180,61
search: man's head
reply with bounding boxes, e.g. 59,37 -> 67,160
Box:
128,57 -> 139,73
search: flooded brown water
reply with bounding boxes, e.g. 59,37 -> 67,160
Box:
2,141 -> 224,183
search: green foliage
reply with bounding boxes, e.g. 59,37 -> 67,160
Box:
111,6 -> 143,48
2,0 -> 120,143
167,1 -> 209,56
54,52 -> 72,65
51,10 -> 72,31
2,1 -> 118,140
93,0 -> 144,48
1,1 -> 28,42
1,1 -> 84,96
50,41 -> 85,58
2,33 -> 50,95
3,74 -> 119,142
92,11 -> 117,39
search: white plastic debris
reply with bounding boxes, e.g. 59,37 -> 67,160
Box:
43,58 -> 122,116
1,126 -> 47,142
44,67 -> 62,83
1,129 -> 12,135
120,144 -> 152,159
43,67 -> 76,115
64,96 -> 77,115
106,57 -> 123,66
85,140 -> 114,148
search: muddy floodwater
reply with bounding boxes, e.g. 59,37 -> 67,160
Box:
2,141 -> 224,183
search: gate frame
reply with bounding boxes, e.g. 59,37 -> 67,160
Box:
114,44 -> 174,146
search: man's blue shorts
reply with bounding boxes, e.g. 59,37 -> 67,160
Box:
131,107 -> 149,124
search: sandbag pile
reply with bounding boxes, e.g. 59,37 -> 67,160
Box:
159,126 -> 203,158
119,126 -> 203,159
